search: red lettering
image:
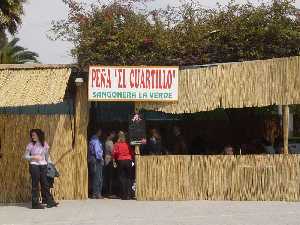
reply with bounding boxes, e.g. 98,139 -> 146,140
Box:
162,70 -> 167,89
140,69 -> 146,88
91,69 -> 99,87
156,70 -> 159,89
130,69 -> 135,88
106,69 -> 111,88
122,69 -> 126,88
118,69 -> 123,88
163,70 -> 173,89
135,69 -> 140,88
158,70 -> 162,89
151,70 -> 156,89
100,69 -> 106,88
146,69 -> 151,89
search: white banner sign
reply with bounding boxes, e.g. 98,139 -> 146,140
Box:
88,66 -> 179,102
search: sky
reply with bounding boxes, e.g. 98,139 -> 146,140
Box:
17,0 -> 300,64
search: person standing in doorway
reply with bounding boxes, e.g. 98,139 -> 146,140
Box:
147,128 -> 166,155
172,126 -> 188,154
24,129 -> 59,209
113,131 -> 134,200
103,130 -> 117,197
223,145 -> 234,155
88,128 -> 104,199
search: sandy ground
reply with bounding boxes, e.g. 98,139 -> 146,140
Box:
1,199 -> 300,225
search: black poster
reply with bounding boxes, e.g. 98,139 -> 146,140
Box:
128,113 -> 146,144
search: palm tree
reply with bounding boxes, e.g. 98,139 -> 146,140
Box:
0,0 -> 26,34
0,37 -> 39,64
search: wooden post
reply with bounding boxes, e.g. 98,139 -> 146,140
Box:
135,145 -> 140,155
134,145 -> 140,200
73,80 -> 89,199
283,105 -> 289,154
133,104 -> 141,200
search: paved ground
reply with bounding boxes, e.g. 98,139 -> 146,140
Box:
1,199 -> 300,225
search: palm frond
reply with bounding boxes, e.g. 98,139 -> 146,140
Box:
0,36 -> 39,64
0,0 -> 26,34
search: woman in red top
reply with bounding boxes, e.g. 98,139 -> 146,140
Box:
112,131 -> 134,200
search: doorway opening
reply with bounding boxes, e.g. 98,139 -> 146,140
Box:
87,102 -> 134,199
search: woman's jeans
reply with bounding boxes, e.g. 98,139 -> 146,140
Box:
103,161 -> 116,196
29,164 -> 54,206
89,157 -> 103,197
117,160 -> 132,199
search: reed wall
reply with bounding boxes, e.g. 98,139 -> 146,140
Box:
136,155 -> 300,201
0,114 -> 88,203
137,56 -> 300,113
0,68 -> 71,107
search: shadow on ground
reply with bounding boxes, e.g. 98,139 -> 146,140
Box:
0,202 -> 31,209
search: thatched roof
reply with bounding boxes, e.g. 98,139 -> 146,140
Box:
136,56 -> 300,113
0,64 -> 72,107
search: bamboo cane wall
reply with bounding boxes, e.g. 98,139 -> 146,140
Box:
0,114 -> 88,203
136,155 -> 300,201
0,68 -> 71,107
136,56 -> 300,113
0,81 -> 89,203
73,82 -> 89,200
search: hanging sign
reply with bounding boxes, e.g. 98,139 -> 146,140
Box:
88,66 -> 179,101
128,113 -> 146,145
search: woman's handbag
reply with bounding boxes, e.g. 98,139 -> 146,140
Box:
47,163 -> 60,178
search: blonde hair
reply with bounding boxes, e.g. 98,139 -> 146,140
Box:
118,131 -> 126,142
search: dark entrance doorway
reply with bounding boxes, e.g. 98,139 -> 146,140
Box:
87,102 -> 134,198
88,102 -> 134,138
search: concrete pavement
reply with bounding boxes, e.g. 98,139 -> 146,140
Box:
1,199 -> 300,225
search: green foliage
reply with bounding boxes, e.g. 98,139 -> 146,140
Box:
0,0 -> 26,34
207,0 -> 300,62
51,0 -> 300,68
0,37 -> 39,64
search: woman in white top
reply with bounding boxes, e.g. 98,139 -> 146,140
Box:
24,129 -> 58,209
